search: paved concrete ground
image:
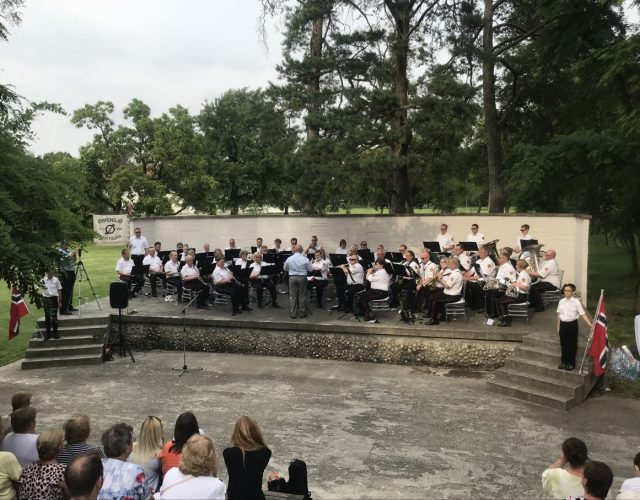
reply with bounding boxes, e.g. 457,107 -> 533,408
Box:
1,350 -> 637,498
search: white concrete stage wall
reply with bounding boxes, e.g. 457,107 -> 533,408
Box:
132,214 -> 591,301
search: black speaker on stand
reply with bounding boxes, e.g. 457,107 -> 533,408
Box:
108,281 -> 135,363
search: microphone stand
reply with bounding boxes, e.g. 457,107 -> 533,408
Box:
172,291 -> 204,377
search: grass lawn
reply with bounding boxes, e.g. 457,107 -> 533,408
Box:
0,236 -> 637,368
0,244 -> 122,366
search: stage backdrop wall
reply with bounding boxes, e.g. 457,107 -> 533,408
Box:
132,214 -> 591,301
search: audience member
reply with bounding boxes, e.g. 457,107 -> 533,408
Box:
618,452 -> 640,499
580,461 -> 613,500
57,415 -> 104,465
542,437 -> 588,499
18,427 -> 66,500
0,407 -> 39,467
64,451 -> 104,500
224,416 -> 271,500
158,411 -> 200,475
0,451 -> 21,500
98,423 -> 149,500
158,434 -> 226,499
0,392 -> 31,440
130,416 -> 163,493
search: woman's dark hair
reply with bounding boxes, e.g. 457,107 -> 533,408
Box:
634,452 -> 640,468
170,411 -> 199,454
562,437 -> 588,467
583,461 -> 613,499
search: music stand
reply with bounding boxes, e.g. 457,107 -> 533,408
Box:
422,241 -> 441,253
306,253 -> 316,261
329,253 -> 348,266
459,242 -> 479,252
386,251 -> 403,262
172,292 -> 203,377
520,239 -> 538,248
250,246 -> 258,254
157,250 -> 171,265
131,264 -> 149,298
224,248 -> 241,261
263,253 -> 276,264
358,249 -> 374,263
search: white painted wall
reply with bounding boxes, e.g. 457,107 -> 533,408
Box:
129,214 -> 591,301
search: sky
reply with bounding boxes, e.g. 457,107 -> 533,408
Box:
0,0 -> 285,156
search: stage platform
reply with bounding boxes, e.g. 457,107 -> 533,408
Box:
76,292 -> 559,369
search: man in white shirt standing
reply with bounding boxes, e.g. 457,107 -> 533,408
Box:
514,223 -> 534,253
41,269 -> 62,340
142,247 -> 164,297
466,223 -> 485,248
529,249 -> 561,312
436,224 -> 455,253
128,227 -> 148,268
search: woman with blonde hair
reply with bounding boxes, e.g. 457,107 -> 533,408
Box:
157,434 -> 225,499
223,416 -> 271,500
130,415 -> 164,492
18,428 -> 66,500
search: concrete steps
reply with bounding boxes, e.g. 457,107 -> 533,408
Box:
21,315 -> 109,370
487,334 -> 598,411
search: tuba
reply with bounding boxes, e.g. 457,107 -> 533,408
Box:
521,244 -> 544,277
483,239 -> 500,264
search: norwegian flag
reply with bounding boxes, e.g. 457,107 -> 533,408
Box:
9,288 -> 30,340
588,294 -> 608,376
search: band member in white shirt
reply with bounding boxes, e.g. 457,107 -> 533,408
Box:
424,257 -> 463,325
212,258 -> 246,315
164,251 -> 182,302
529,249 -> 562,311
464,247 -> 497,310
181,255 -> 210,309
486,253 -> 517,318
453,244 -> 472,272
335,254 -> 365,312
307,249 -> 330,308
390,249 -> 419,308
128,227 -> 148,267
249,252 -> 282,309
234,250 -> 250,268
116,249 -> 143,298
556,283 -> 592,371
255,237 -> 263,250
514,224 -> 534,253
466,224 -> 485,248
41,270 -> 62,340
357,259 -> 391,323
436,224 -> 455,253
408,249 -> 439,314
306,235 -> 322,254
272,238 -> 284,253
494,259 -> 531,327
226,239 -> 238,250
286,237 -> 298,252
142,247 -> 164,297
335,239 -> 348,255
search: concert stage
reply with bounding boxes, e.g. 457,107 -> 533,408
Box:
77,294 -> 558,370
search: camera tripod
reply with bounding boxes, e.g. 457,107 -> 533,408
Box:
75,250 -> 101,311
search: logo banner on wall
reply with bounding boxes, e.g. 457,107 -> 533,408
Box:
93,214 -> 129,245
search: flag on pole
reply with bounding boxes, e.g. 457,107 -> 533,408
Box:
9,288 -> 30,340
588,294 -> 608,376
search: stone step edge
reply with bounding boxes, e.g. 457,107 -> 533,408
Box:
506,356 -> 594,377
496,368 -> 583,390
21,353 -> 103,362
486,379 -> 571,405
26,344 -> 103,352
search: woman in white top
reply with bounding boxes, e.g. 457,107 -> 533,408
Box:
542,437 -> 588,499
618,452 -> 640,499
556,283 -> 592,371
129,416 -> 163,493
157,434 -> 226,500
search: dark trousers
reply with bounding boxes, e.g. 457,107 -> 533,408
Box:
336,283 -> 365,311
559,319 -> 579,366
466,281 -> 485,310
251,277 -> 278,306
167,276 -> 182,301
216,282 -> 244,312
427,291 -> 461,319
530,281 -> 557,310
307,279 -> 327,307
43,296 -> 59,337
358,289 -> 388,318
412,286 -> 435,312
183,279 -> 209,306
496,292 -> 527,317
59,270 -> 76,312
148,272 -> 165,296
485,289 -> 503,318
120,275 -> 144,296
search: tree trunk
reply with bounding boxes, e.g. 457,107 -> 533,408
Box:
628,231 -> 639,275
483,0 -> 505,213
306,15 -> 323,141
389,1 -> 413,215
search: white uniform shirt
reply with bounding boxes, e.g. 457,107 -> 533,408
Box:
443,269 -> 463,296
143,255 -> 163,272
249,261 -> 273,279
128,235 -> 149,255
419,261 -> 438,281
496,262 -> 517,282
539,258 -> 561,288
466,232 -> 485,246
310,258 -> 330,280
234,258 -> 250,268
346,262 -> 365,285
367,269 -> 390,291
516,270 -> 532,292
436,232 -> 454,252
557,297 -> 586,322
307,244 -> 322,253
180,264 -> 199,280
212,266 -> 234,285
334,247 -> 348,255
164,260 -> 180,276
42,276 -> 62,298
457,253 -> 471,271
116,257 -> 134,275
470,257 -> 496,279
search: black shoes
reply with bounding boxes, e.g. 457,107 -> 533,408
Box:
566,364 -> 575,371
68,306 -> 79,312
60,311 -> 72,316
52,332 -> 60,339
272,303 -> 283,309
242,305 -> 252,311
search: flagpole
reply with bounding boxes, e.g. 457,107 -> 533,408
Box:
579,289 -> 603,374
